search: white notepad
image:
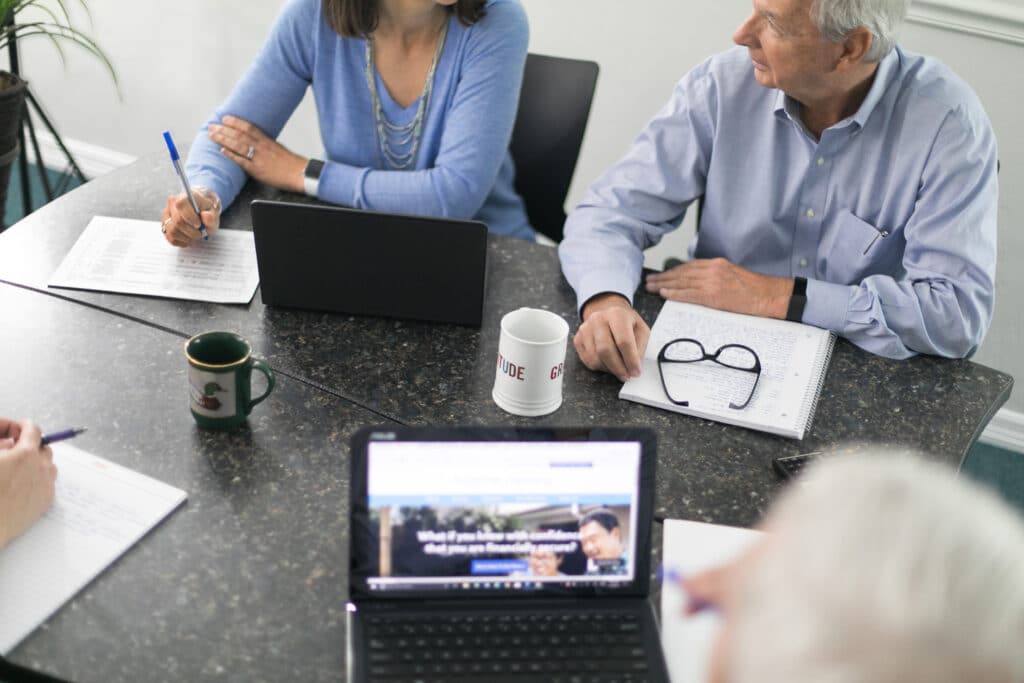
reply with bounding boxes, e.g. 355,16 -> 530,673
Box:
620,301 -> 835,439
48,215 -> 260,304
0,444 -> 187,654
660,519 -> 763,683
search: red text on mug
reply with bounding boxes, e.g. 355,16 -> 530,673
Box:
550,363 -> 564,380
497,353 -> 526,381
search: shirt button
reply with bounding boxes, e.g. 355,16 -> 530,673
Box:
799,257 -> 808,268
817,157 -> 825,166
805,209 -> 815,218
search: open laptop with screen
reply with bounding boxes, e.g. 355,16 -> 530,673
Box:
250,200 -> 488,326
348,426 -> 669,683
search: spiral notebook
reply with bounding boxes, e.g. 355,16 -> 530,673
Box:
620,301 -> 834,440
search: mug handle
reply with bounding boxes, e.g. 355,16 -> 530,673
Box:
246,359 -> 276,414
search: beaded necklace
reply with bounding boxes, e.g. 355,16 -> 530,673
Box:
365,18 -> 449,170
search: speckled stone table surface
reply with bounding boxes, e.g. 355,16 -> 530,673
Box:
1,284 -> 395,682
0,153 -> 1014,529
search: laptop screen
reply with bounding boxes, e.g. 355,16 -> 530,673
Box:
349,427 -> 656,600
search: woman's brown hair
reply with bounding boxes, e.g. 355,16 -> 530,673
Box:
323,0 -> 488,38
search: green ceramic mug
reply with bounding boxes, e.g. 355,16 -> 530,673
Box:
184,331 -> 275,429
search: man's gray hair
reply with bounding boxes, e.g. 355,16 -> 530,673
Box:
729,452 -> 1024,683
811,0 -> 910,62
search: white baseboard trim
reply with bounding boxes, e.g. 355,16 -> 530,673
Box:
908,0 -> 1024,45
979,407 -> 1024,454
26,131 -> 137,179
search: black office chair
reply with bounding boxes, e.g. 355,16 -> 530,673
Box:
509,53 -> 599,243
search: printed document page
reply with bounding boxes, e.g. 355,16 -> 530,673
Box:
48,216 -> 259,303
660,519 -> 763,683
0,443 -> 187,654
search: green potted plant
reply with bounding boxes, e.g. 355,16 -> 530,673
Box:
0,0 -> 116,224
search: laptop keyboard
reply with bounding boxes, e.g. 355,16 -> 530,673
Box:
363,609 -> 654,683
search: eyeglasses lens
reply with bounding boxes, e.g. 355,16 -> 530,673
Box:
663,340 -> 704,362
715,345 -> 757,371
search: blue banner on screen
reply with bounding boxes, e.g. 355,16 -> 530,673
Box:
471,559 -> 529,575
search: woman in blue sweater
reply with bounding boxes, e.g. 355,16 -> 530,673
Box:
161,0 -> 533,246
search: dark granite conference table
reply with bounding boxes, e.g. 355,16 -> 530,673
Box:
0,283 -> 390,682
0,155 -> 1012,477
0,155 -> 1014,679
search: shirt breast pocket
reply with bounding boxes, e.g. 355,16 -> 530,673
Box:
820,210 -> 903,285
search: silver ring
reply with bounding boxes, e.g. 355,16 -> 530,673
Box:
246,145 -> 255,161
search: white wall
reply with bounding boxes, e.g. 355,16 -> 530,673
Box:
12,1 -> 1024,427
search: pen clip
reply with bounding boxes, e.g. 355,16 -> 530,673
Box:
862,229 -> 890,255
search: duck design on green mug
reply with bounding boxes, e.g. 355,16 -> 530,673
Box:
190,381 -> 226,411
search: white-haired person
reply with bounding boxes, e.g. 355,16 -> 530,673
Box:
681,453 -> 1024,683
560,0 -> 997,382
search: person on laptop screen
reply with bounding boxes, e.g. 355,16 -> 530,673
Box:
526,546 -> 565,577
579,508 -> 629,575
161,0 -> 534,247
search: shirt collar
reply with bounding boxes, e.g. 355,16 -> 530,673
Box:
772,46 -> 902,130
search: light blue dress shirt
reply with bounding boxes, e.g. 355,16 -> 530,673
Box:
559,46 -> 998,359
185,0 -> 534,240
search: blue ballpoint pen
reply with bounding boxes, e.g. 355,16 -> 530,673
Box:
40,427 -> 88,446
657,565 -> 718,614
162,130 -> 209,240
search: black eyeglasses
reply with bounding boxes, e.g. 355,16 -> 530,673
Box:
656,338 -> 762,410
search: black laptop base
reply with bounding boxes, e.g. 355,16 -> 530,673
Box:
349,598 -> 668,683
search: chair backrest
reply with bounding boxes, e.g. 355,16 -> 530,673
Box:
509,53 -> 599,243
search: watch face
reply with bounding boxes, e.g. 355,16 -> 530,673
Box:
305,159 -> 325,180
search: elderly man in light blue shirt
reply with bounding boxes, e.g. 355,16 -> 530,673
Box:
559,0 -> 997,382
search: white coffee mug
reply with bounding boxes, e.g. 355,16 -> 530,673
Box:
492,307 -> 569,416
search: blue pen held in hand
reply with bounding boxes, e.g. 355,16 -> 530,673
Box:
162,131 -> 209,241
40,427 -> 88,446
657,565 -> 718,615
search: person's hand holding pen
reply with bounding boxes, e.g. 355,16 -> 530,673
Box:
0,418 -> 58,549
161,187 -> 222,247
660,565 -> 723,616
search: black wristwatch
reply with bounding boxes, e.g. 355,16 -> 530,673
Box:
786,276 -> 808,322
303,158 -> 325,197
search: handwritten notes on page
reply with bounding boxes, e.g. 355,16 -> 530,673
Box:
0,444 -> 187,654
48,216 -> 259,303
660,519 -> 763,683
620,301 -> 835,439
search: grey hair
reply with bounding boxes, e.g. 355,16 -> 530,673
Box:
729,451 -> 1024,683
810,0 -> 910,62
